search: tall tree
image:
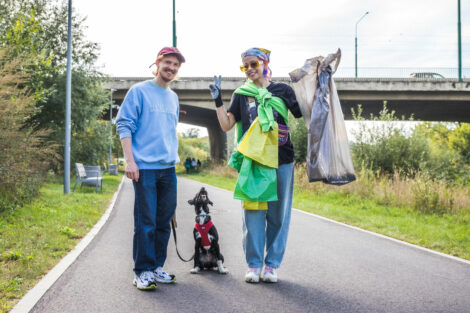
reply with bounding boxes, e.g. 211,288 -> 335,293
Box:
0,0 -> 111,170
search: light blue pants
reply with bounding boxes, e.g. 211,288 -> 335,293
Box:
242,162 -> 294,268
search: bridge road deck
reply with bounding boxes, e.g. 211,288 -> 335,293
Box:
109,77 -> 470,122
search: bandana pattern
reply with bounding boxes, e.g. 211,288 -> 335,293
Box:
241,47 -> 271,62
241,47 -> 272,79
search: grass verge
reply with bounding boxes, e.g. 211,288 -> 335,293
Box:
0,174 -> 122,313
178,166 -> 470,261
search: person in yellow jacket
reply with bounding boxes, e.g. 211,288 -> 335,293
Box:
209,48 -> 302,283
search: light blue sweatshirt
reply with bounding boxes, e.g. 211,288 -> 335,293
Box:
116,80 -> 180,169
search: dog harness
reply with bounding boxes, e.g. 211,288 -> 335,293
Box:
195,220 -> 213,248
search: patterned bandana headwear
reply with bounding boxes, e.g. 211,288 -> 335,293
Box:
241,47 -> 272,80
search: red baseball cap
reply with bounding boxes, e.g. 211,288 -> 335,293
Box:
157,46 -> 185,63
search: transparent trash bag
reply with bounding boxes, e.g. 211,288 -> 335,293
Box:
289,49 -> 356,185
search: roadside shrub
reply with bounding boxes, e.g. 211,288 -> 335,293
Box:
71,120 -> 110,167
449,123 -> 470,164
289,112 -> 308,163
178,135 -> 210,163
350,102 -> 430,176
412,122 -> 470,184
0,49 -> 57,212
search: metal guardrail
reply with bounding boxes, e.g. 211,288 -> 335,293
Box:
111,68 -> 470,82
334,67 -> 470,79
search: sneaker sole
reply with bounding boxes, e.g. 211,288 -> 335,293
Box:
155,275 -> 176,284
262,277 -> 278,283
133,280 -> 157,290
245,276 -> 260,283
137,284 -> 157,290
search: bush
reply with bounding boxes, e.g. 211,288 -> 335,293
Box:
71,121 -> 110,167
449,123 -> 470,163
411,122 -> 470,184
178,135 -> 210,163
289,112 -> 308,163
0,49 -> 57,212
350,102 -> 429,176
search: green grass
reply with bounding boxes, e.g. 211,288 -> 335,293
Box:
0,174 -> 122,313
293,189 -> 470,260
178,170 -> 470,261
178,171 -> 236,191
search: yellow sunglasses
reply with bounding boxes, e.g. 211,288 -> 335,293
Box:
240,60 -> 263,72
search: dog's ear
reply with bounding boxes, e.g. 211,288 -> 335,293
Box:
188,199 -> 194,205
208,200 -> 213,206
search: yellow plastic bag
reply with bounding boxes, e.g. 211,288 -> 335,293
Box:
237,117 -> 278,169
243,201 -> 268,210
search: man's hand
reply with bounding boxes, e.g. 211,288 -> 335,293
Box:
125,160 -> 139,182
209,75 -> 223,107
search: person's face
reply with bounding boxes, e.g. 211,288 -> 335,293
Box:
157,55 -> 181,82
241,55 -> 265,81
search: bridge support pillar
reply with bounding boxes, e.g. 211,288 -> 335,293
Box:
207,125 -> 227,161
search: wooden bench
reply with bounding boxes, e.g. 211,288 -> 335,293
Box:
73,163 -> 103,192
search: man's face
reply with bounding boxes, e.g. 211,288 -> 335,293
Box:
157,55 -> 181,82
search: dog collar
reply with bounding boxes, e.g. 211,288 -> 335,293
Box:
195,220 -> 213,230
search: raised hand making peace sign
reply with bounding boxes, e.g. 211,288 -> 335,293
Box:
209,75 -> 223,107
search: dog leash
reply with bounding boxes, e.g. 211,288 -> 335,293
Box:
171,219 -> 195,262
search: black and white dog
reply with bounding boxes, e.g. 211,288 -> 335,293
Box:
188,187 -> 227,274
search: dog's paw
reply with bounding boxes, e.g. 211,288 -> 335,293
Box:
190,266 -> 200,274
217,260 -> 228,274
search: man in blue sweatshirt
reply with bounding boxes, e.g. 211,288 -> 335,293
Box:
116,47 -> 185,290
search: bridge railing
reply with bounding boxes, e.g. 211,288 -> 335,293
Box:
334,67 -> 470,79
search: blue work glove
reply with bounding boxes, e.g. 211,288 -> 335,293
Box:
209,75 -> 223,108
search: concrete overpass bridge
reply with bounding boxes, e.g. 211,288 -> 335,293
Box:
107,77 -> 470,159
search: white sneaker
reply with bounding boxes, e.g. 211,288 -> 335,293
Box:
133,271 -> 157,290
262,266 -> 278,283
245,267 -> 261,283
153,267 -> 176,283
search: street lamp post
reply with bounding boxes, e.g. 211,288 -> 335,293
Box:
64,0 -> 72,194
458,0 -> 462,82
173,0 -> 177,47
109,89 -> 117,167
355,11 -> 369,78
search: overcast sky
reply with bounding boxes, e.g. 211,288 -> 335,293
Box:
76,0 -> 469,78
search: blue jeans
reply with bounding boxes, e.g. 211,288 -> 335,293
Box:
132,168 -> 177,274
242,162 -> 294,268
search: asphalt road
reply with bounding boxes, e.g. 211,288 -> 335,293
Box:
30,177 -> 470,313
